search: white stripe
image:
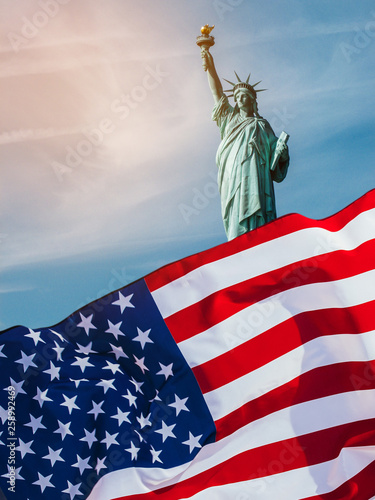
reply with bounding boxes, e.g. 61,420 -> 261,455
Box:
204,330 -> 375,421
179,269 -> 375,368
87,390 -> 375,499
151,208 -> 375,318
183,445 -> 375,499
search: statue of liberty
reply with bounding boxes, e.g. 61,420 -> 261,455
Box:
198,28 -> 290,240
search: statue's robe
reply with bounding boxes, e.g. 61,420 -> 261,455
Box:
212,95 -> 289,240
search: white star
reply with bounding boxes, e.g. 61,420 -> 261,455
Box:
156,362 -> 174,380
16,438 -> 35,459
71,356 -> 94,373
112,292 -> 134,313
53,341 -> 64,361
122,389 -> 137,408
0,431 -> 4,446
80,429 -> 97,449
77,313 -> 96,335
14,466 -> 25,481
34,387 -> 53,408
50,329 -> 68,343
96,379 -> 116,394
125,441 -> 140,461
155,421 -> 176,443
25,328 -> 45,346
136,412 -> 152,429
0,406 -> 7,424
62,480 -> 82,499
15,351 -> 37,372
134,429 -> 144,443
130,377 -> 144,394
25,414 -> 46,433
109,343 -> 128,360
132,327 -> 153,349
134,355 -> 149,374
75,341 -> 96,356
61,395 -> 80,414
88,401 -> 105,420
150,445 -> 163,464
0,344 -> 6,358
111,408 -> 130,426
103,360 -> 122,374
105,320 -> 125,341
2,465 -> 24,482
182,432 -> 203,453
44,361 -> 61,381
7,378 -> 26,396
33,472 -> 54,493
70,378 -> 89,388
72,454 -> 91,475
43,447 -> 64,466
149,389 -> 161,403
169,395 -> 189,416
100,431 -> 119,449
95,457 -> 106,474
53,420 -> 73,440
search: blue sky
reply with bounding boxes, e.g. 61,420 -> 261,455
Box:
1,0 -> 374,330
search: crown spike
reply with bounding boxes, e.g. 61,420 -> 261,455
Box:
223,78 -> 236,86
223,71 -> 268,99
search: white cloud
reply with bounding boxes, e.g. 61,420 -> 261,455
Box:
0,283 -> 35,294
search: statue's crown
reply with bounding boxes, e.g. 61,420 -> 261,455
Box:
223,72 -> 266,100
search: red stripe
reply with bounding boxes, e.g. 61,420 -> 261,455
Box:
192,301 -> 375,394
300,461 -> 375,500
214,361 -> 375,441
114,419 -> 375,500
165,239 -> 375,344
145,190 -> 375,292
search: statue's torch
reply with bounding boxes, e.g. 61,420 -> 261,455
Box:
196,25 -> 215,71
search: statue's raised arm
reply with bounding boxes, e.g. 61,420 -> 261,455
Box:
201,48 -> 223,104
196,25 -> 223,104
196,25 -> 290,241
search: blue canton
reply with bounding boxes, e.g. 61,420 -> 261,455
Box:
0,279 -> 216,499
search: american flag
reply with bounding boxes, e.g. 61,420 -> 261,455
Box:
1,189 -> 375,499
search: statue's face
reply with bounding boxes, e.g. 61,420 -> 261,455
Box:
235,90 -> 254,112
